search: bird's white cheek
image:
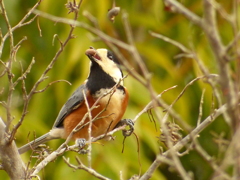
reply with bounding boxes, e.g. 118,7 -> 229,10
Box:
102,63 -> 122,80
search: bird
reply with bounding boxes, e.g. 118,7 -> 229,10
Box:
18,47 -> 129,154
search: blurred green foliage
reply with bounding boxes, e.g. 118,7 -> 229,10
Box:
0,0 -> 234,179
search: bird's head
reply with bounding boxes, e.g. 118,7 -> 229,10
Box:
85,47 -> 123,85
85,47 -> 124,94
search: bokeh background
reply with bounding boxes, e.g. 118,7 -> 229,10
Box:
0,0 -> 233,179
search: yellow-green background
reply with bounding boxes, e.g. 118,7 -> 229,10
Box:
0,0 -> 233,179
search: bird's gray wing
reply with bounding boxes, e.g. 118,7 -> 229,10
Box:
53,84 -> 87,128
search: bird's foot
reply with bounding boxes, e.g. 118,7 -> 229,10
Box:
116,119 -> 134,137
75,138 -> 88,154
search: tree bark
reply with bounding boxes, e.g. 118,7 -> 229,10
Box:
0,118 -> 26,180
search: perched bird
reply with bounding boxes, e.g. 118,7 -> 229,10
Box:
18,47 -> 129,154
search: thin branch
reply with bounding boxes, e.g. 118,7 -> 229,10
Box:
202,0 -> 226,58
0,0 -> 42,57
191,53 -> 223,107
63,156 -> 111,180
163,0 -> 203,28
0,0 -> 15,133
121,11 -> 152,88
13,57 -> 35,88
140,104 -> 227,180
197,89 -> 205,126
33,80 -> 72,94
82,89 -> 93,168
133,85 -> 177,123
0,0 -> 14,50
149,31 -> 192,55
170,76 -> 206,108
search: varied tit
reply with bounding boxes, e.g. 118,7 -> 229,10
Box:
18,47 -> 129,154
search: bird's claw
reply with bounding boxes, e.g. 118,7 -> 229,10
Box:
75,138 -> 88,154
116,119 -> 134,137
75,138 -> 86,148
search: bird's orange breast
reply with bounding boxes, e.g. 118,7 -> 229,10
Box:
63,88 -> 128,140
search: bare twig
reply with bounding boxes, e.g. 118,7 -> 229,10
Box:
140,104 -> 227,180
33,80 -> 72,94
0,0 -> 15,131
149,31 -> 192,55
0,0 -> 42,57
163,0 -> 203,27
13,57 -> 35,88
133,85 -> 177,123
63,156 -> 111,180
82,90 -> 93,168
197,89 -> 205,126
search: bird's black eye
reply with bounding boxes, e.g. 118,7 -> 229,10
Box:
107,50 -> 120,64
108,55 -> 113,60
107,51 -> 113,60
107,51 -> 114,61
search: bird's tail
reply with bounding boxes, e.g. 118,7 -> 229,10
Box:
18,133 -> 56,154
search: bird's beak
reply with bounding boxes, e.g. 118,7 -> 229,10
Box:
85,48 -> 101,61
